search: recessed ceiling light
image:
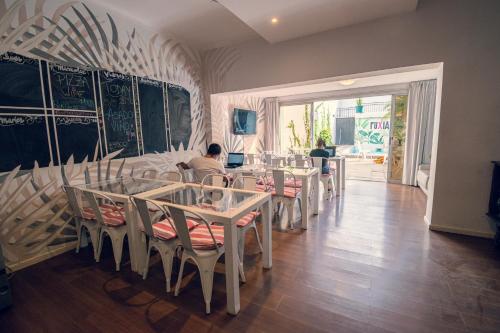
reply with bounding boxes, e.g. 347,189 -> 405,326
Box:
271,17 -> 279,24
339,79 -> 356,86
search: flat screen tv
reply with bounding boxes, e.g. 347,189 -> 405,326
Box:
233,108 -> 256,135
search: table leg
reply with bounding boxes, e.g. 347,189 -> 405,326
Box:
224,221 -> 240,315
335,159 -> 341,196
262,199 -> 272,269
313,172 -> 320,215
341,158 -> 346,190
124,202 -> 139,273
301,176 -> 309,229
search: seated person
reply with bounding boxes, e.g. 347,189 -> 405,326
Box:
309,138 -> 331,174
187,143 -> 226,183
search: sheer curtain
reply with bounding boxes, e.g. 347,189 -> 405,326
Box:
264,97 -> 280,153
403,80 -> 437,185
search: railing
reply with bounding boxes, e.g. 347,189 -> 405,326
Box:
336,102 -> 389,118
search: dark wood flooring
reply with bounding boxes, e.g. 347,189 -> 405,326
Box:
2,180 -> 500,333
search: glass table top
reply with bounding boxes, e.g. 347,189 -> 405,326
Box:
76,177 -> 175,196
148,184 -> 262,214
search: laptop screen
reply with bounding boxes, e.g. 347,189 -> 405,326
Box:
325,146 -> 336,157
227,153 -> 244,165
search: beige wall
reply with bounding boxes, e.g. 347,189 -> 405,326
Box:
205,0 -> 500,237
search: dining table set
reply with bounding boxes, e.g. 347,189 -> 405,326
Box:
64,153 -> 345,315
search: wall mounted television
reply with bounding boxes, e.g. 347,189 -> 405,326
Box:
233,108 -> 256,135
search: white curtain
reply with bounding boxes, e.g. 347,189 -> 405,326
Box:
264,97 -> 280,152
403,80 -> 437,185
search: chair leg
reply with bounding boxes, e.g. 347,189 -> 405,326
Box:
174,253 -> 187,297
142,244 -> 152,280
252,221 -> 263,253
110,230 -> 126,271
285,200 -> 295,229
88,227 -> 100,261
197,256 -> 219,314
159,249 -> 174,293
96,229 -> 106,263
75,223 -> 82,254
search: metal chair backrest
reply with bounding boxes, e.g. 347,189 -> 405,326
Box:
168,206 -> 220,253
201,173 -> 230,188
310,157 -> 329,172
246,154 -> 256,165
232,176 -> 257,191
272,169 -> 297,196
131,196 -> 174,238
63,185 -> 85,219
142,169 -> 158,179
264,153 -> 273,166
176,163 -> 194,183
82,190 -> 124,227
160,170 -> 183,182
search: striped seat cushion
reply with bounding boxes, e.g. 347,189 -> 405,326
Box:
260,178 -> 302,188
152,218 -> 199,240
189,224 -> 225,250
255,184 -> 268,192
284,179 -> 303,188
271,187 -> 300,198
237,211 -> 260,227
82,204 -> 126,226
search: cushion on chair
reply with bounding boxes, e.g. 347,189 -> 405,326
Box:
255,184 -> 268,192
271,187 -> 299,198
284,179 -> 303,188
82,204 -> 126,226
236,211 -> 260,227
152,218 -> 199,240
189,224 -> 225,250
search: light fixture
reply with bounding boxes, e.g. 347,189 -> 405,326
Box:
271,17 -> 279,24
339,79 -> 356,86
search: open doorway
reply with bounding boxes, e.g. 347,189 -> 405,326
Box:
279,94 -> 409,182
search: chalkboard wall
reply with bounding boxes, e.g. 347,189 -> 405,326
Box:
99,71 -> 138,158
138,78 -> 168,154
167,83 -> 191,150
0,52 -> 192,172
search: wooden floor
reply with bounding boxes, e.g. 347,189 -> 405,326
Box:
3,181 -> 500,333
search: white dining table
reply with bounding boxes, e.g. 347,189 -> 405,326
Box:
76,177 -> 272,315
231,164 -> 319,229
136,181 -> 273,315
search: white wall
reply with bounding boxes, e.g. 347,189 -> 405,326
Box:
204,0 -> 500,237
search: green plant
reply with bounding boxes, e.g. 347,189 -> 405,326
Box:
356,98 -> 363,106
287,120 -> 302,148
303,104 -> 311,148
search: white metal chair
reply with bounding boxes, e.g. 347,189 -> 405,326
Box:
201,173 -> 230,188
141,169 -> 158,179
231,176 -> 264,281
65,186 -> 100,261
246,153 -> 257,165
131,196 -> 190,292
82,190 -> 128,271
159,170 -> 183,182
310,157 -> 335,200
169,206 -> 226,314
271,169 -> 302,229
176,163 -> 194,183
294,154 -> 307,167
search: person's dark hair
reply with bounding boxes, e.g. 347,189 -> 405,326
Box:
316,138 -> 326,148
207,143 -> 222,156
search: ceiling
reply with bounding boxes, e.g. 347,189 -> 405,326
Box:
218,0 -> 419,44
91,0 -> 418,50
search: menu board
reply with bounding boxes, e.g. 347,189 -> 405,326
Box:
138,77 -> 168,153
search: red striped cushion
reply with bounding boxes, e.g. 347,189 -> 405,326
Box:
284,179 -> 303,188
236,211 -> 260,227
152,218 -> 199,240
82,204 -> 126,226
189,224 -> 225,250
255,184 -> 268,192
271,187 -> 299,198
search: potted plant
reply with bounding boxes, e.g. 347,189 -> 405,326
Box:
355,98 -> 364,113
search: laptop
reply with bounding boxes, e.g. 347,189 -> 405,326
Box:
225,152 -> 245,169
325,146 -> 336,157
